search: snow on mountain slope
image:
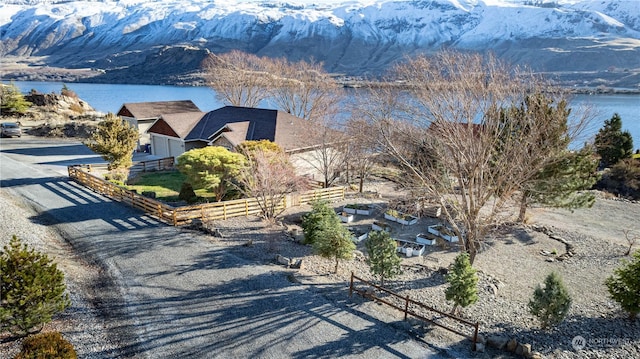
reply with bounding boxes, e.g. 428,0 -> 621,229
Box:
1,0 -> 638,85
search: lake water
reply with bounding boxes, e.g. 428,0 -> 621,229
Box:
9,80 -> 640,150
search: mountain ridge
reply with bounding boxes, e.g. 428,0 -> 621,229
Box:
1,0 -> 639,88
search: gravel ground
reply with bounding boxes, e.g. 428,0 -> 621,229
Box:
0,138 -> 436,358
204,189 -> 640,359
0,189 -> 120,358
1,135 -> 638,358
3,184 -> 638,358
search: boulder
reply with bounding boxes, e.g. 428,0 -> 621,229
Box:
276,254 -> 291,267
487,335 -> 509,350
290,258 -> 304,270
506,338 -> 518,352
521,343 -> 532,358
515,343 -> 524,356
474,342 -> 485,353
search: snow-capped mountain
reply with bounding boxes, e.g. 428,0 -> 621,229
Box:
1,0 -> 639,86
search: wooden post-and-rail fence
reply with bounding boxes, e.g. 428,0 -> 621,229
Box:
67,165 -> 345,226
349,272 -> 480,350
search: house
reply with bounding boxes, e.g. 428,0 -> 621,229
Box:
117,100 -> 201,151
147,106 -> 332,176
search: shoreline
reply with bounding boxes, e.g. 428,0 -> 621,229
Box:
1,58 -> 638,95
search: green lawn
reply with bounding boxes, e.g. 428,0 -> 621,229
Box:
126,171 -> 215,201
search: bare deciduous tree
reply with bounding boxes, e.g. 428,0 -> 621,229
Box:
236,146 -> 308,222
371,51 -> 589,264
623,229 -> 638,256
265,57 -> 347,187
298,124 -> 348,188
347,84 -> 414,191
201,50 -> 271,108
344,116 -> 379,192
202,51 -> 347,187
266,58 -> 342,121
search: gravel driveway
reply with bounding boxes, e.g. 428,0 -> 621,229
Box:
0,137 -> 438,358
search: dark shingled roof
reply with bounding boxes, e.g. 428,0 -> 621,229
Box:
185,106 -> 311,151
117,100 -> 201,120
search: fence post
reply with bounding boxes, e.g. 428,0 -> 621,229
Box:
472,322 -> 479,350
404,296 -> 409,321
349,272 -> 354,297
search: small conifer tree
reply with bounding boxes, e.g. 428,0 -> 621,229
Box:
84,113 -> 138,171
312,222 -> 355,274
365,230 -> 401,286
528,271 -> 572,329
0,82 -> 32,115
594,113 -> 634,168
301,201 -> 337,245
605,249 -> 640,318
15,331 -> 77,359
445,252 -> 479,315
0,236 -> 70,337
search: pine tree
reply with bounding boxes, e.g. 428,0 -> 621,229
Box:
84,113 -> 139,171
445,252 -> 479,315
493,93 -> 598,222
0,236 -> 71,337
605,249 -> 640,318
519,145 -> 600,221
528,272 -> 572,329
301,201 -> 338,245
312,212 -> 356,273
365,230 -> 402,286
0,82 -> 32,115
594,113 -> 634,168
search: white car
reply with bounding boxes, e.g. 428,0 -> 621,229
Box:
0,122 -> 22,138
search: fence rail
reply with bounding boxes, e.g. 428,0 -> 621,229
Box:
349,273 -> 479,349
68,165 -> 345,226
130,157 -> 175,173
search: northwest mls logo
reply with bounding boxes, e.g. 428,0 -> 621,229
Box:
572,335 -> 632,350
571,336 -> 586,350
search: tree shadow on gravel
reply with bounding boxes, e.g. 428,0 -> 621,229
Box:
21,176 -> 162,232
26,177 -> 169,230
101,270 -> 433,358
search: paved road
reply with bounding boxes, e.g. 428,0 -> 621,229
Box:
0,136 -> 441,358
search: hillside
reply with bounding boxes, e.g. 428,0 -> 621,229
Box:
1,0 -> 639,89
